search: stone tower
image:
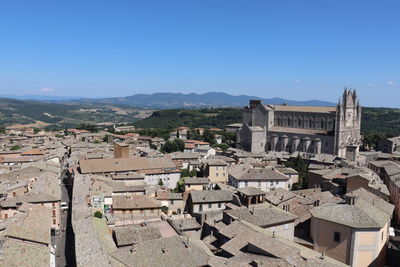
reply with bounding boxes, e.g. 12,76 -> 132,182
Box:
334,88 -> 362,160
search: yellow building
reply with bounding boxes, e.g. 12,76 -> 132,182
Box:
203,159 -> 228,184
310,188 -> 394,267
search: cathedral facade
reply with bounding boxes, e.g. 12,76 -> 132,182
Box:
236,89 -> 362,160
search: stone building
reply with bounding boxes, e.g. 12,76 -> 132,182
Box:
236,89 -> 362,160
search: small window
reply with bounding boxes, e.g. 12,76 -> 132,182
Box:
208,203 -> 212,208
171,200 -> 174,205
53,218 -> 56,225
218,203 -> 222,208
334,232 -> 341,242
140,209 -> 143,214
245,181 -> 248,187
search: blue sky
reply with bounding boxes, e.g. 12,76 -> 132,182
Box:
0,0 -> 399,107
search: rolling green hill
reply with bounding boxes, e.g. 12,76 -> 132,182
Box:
1,97 -> 400,149
0,98 -> 148,128
133,108 -> 241,129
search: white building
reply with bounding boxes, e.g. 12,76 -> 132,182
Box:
228,166 -> 292,192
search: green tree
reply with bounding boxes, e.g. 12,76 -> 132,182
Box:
33,128 -> 41,134
203,130 -> 216,145
222,131 -> 236,143
188,129 -> 202,140
212,143 -> 229,151
94,211 -> 102,218
161,139 -> 184,153
10,145 -> 21,151
150,144 -> 158,150
285,155 -> 309,190
102,134 -> 111,143
181,169 -> 197,178
77,123 -> 98,133
173,178 -> 185,193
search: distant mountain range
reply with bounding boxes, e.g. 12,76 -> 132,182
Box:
0,94 -> 79,101
0,92 -> 335,108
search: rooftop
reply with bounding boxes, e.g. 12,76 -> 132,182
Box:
310,188 -> 394,229
112,195 -> 161,210
190,190 -> 233,203
113,225 -> 162,247
224,205 -> 297,227
110,236 -> 211,267
79,156 -> 177,173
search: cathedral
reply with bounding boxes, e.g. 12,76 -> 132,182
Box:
236,89 -> 362,161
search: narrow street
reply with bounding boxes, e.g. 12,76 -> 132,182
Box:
53,171 -> 76,267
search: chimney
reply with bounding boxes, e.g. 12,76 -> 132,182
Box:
185,236 -> 190,248
114,143 -> 129,158
130,244 -> 137,253
250,207 -> 255,214
345,193 -> 357,205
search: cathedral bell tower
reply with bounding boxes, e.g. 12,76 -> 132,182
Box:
334,88 -> 362,160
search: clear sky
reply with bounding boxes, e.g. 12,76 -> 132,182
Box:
0,0 -> 399,107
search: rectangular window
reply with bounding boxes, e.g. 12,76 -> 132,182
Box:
52,210 -> 56,217
218,203 -> 221,208
53,218 -> 56,225
199,204 -> 203,212
208,203 -> 212,209
140,209 -> 144,214
334,232 -> 341,242
171,200 -> 174,205
245,181 -> 248,187
52,202 -> 56,207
